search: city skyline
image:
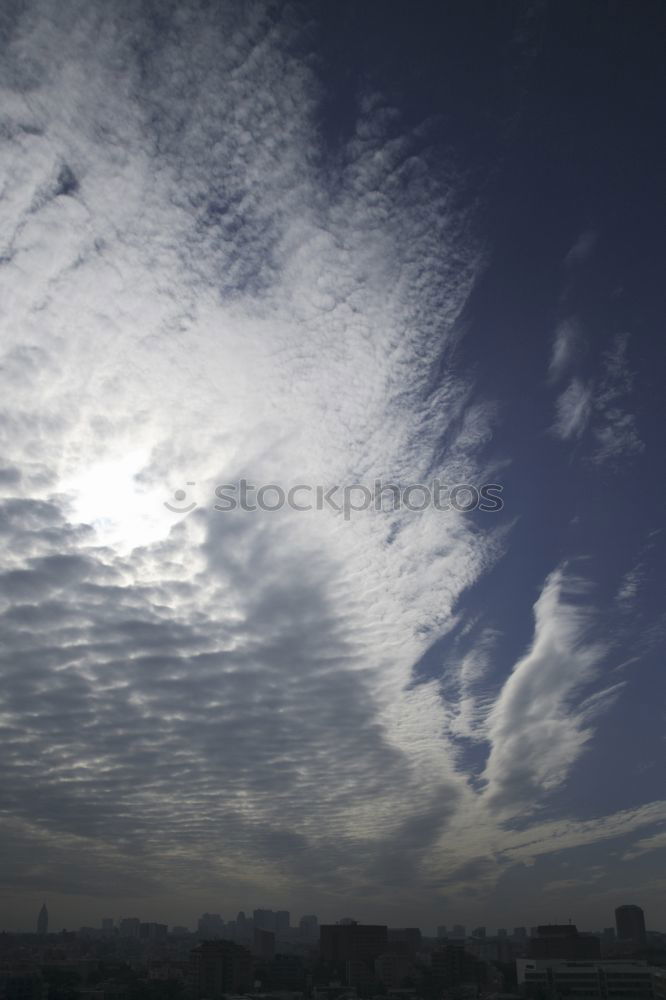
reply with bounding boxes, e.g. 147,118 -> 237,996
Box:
6,900 -> 662,941
2,905 -> 664,1000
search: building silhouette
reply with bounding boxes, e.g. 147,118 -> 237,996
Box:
320,922 -> 388,989
119,917 -> 141,939
527,924 -> 600,960
192,939 -> 252,998
601,926 -> 616,955
387,927 -> 422,955
198,913 -> 225,939
253,926 -> 275,959
299,914 -> 318,939
615,904 -> 647,947
517,957 -> 654,997
0,969 -> 45,998
375,950 -> 412,988
253,908 -> 277,931
431,943 -> 488,991
139,921 -> 168,940
37,903 -> 48,936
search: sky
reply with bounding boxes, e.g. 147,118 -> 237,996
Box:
0,0 -> 665,934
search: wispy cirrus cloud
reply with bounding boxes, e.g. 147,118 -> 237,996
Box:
616,564 -> 644,612
549,331 -> 643,463
549,317 -> 583,382
623,829 -> 666,861
553,376 -> 593,439
564,229 -> 598,268
591,333 -> 644,465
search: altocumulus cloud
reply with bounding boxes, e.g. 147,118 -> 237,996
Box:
0,0 -> 664,924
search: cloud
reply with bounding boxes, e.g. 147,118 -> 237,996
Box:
0,0 -> 658,928
564,229 -> 597,268
451,800 -> 666,885
550,334 -> 643,464
616,564 -> 644,612
549,317 -> 582,382
542,876 -> 600,894
481,567 -> 611,813
553,377 -> 593,439
0,0 -> 504,918
439,625 -> 501,747
623,829 -> 666,861
591,334 -> 644,465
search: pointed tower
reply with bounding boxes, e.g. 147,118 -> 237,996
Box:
37,903 -> 48,935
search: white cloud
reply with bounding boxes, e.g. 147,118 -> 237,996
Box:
440,625 -> 501,746
553,377 -> 593,439
0,0 -> 503,916
550,334 -> 643,464
623,829 -> 666,860
549,317 -> 582,382
616,564 -> 643,611
481,567 -> 610,813
0,0 -> 657,925
591,335 -> 644,464
548,260 -> 646,468
564,229 -> 597,268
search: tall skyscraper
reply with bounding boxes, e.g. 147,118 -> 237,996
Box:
37,903 -> 48,936
615,905 -> 647,947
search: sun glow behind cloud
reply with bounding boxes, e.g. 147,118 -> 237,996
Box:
59,449 -> 171,550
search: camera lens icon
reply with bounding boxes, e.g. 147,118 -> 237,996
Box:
164,482 -> 197,513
